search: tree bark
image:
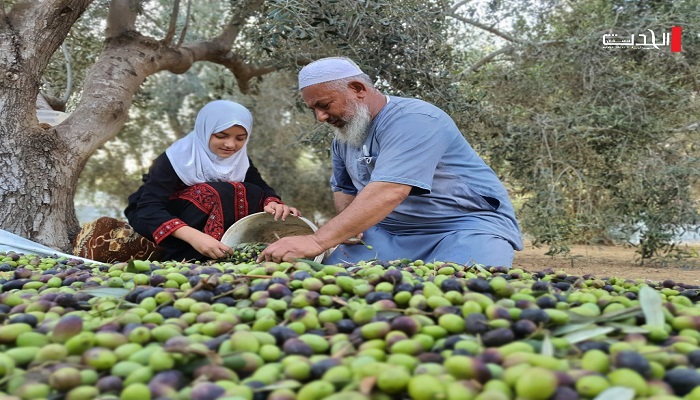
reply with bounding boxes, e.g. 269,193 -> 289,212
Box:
0,126 -> 84,250
0,0 -> 93,251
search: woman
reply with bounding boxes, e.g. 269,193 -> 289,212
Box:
124,100 -> 300,262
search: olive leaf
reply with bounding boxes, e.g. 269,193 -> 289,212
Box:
594,306 -> 643,323
561,326 -> 616,344
540,334 -> 554,357
552,322 -> 596,336
256,381 -> 302,392
470,263 -> 490,274
126,259 -> 156,273
80,287 -> 130,299
593,387 -> 635,400
376,310 -> 403,320
567,305 -> 642,324
639,285 -> 665,328
606,322 -> 650,334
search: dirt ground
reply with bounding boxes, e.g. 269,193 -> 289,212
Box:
513,242 -> 700,285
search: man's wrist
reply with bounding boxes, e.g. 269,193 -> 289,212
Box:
313,228 -> 343,252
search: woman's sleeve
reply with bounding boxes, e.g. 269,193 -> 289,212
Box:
244,158 -> 284,205
128,153 -> 189,244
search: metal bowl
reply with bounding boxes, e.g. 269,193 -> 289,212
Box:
220,212 -> 323,262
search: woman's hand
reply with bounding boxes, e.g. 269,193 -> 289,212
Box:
264,202 -> 301,221
191,233 -> 233,259
174,227 -> 232,259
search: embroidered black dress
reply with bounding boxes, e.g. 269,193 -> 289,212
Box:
124,152 -> 282,261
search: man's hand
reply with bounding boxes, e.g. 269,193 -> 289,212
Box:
343,232 -> 364,245
257,235 -> 325,263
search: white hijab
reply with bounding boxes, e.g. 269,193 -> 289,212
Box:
166,100 -> 252,186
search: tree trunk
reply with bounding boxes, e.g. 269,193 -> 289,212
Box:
0,125 -> 83,251
0,0 -> 93,251
0,0 -> 265,251
0,33 -> 182,252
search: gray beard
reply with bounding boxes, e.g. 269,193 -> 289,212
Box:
332,103 -> 372,148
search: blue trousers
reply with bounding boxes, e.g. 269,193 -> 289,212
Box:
324,225 -> 516,267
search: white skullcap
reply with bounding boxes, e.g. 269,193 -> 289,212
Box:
298,57 -> 364,90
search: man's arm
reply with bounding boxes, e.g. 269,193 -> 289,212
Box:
333,191 -> 361,243
315,181 -> 410,249
333,191 -> 356,214
257,181 -> 410,262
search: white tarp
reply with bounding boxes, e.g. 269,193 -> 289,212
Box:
0,229 -> 101,264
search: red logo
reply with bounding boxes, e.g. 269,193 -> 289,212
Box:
671,26 -> 682,52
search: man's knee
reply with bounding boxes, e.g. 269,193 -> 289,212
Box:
466,235 -> 514,267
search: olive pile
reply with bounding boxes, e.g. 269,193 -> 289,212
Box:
0,251 -> 699,400
224,243 -> 269,264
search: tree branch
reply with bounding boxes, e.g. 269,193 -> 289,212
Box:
449,12 -> 570,47
36,40 -> 72,111
209,53 -> 278,94
163,0 -> 181,45
672,121 -> 700,132
230,64 -> 278,94
450,11 -> 569,75
5,0 -> 90,114
167,0 -> 266,73
450,0 -> 473,13
106,0 -> 139,39
460,45 -> 513,76
36,93 -> 53,110
167,110 -> 186,139
0,2 -> 6,24
176,0 -> 192,48
39,93 -> 67,112
72,0 -> 277,149
211,0 -> 266,49
171,0 -> 270,90
449,13 -> 525,44
60,42 -> 73,104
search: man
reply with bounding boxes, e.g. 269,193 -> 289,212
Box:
258,57 -> 523,266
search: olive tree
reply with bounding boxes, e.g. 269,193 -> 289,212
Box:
449,0 -> 700,260
0,0 -> 457,250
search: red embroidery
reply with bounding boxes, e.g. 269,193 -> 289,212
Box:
153,219 -> 186,244
172,184 -> 226,240
264,197 -> 283,207
231,182 -> 248,221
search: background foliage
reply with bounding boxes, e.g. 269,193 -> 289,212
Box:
460,0 -> 700,261
59,0 -> 700,262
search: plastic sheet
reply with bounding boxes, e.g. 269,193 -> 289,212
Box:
0,229 -> 101,264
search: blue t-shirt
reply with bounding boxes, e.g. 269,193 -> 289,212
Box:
330,96 -> 523,250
